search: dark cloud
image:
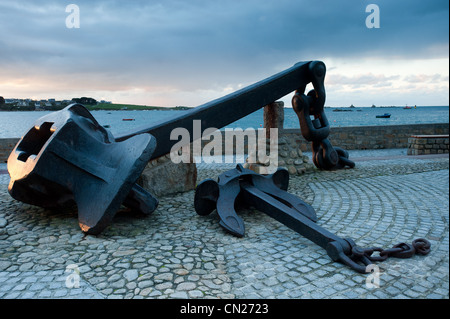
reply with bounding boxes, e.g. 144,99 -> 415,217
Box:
0,0 -> 448,104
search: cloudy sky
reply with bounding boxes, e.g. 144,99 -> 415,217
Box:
0,0 -> 448,107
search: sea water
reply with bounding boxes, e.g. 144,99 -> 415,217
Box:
0,106 -> 448,138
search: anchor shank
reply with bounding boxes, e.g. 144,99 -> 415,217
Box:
115,61 -> 315,159
241,182 -> 342,250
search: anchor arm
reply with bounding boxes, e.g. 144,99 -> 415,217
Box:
194,174 -> 245,237
216,179 -> 246,237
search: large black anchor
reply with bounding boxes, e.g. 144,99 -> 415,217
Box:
7,61 -> 325,234
194,165 -> 431,273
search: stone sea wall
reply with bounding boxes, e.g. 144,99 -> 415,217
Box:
282,123 -> 449,152
407,135 -> 449,155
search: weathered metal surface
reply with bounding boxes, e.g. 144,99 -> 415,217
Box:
8,61 -> 327,234
195,165 -> 431,273
291,62 -> 355,170
195,164 -> 317,237
114,61 -> 316,158
7,104 -> 158,234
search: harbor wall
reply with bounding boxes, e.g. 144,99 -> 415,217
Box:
282,123 -> 449,152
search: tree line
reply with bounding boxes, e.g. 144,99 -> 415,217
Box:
0,96 -> 98,111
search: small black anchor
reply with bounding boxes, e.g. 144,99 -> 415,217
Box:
194,164 -> 431,273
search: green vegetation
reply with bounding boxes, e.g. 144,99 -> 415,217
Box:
0,100 -> 192,112
85,103 -> 191,111
71,97 -> 98,105
0,103 -> 35,111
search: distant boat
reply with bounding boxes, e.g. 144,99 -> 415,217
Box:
403,105 -> 412,109
122,118 -> 135,121
333,108 -> 353,112
376,113 -> 391,118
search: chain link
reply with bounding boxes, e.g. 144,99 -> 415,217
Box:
350,238 -> 431,267
412,238 -> 432,255
292,84 -> 354,170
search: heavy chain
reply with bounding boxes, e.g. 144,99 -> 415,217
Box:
326,237 -> 431,273
350,238 -> 431,263
291,62 -> 355,170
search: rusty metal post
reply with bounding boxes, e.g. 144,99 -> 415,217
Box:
263,101 -> 284,138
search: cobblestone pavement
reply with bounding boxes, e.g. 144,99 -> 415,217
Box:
0,150 -> 448,299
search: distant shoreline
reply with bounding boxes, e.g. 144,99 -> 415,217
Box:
0,102 -> 193,112
0,103 -> 448,112
85,103 -> 193,111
